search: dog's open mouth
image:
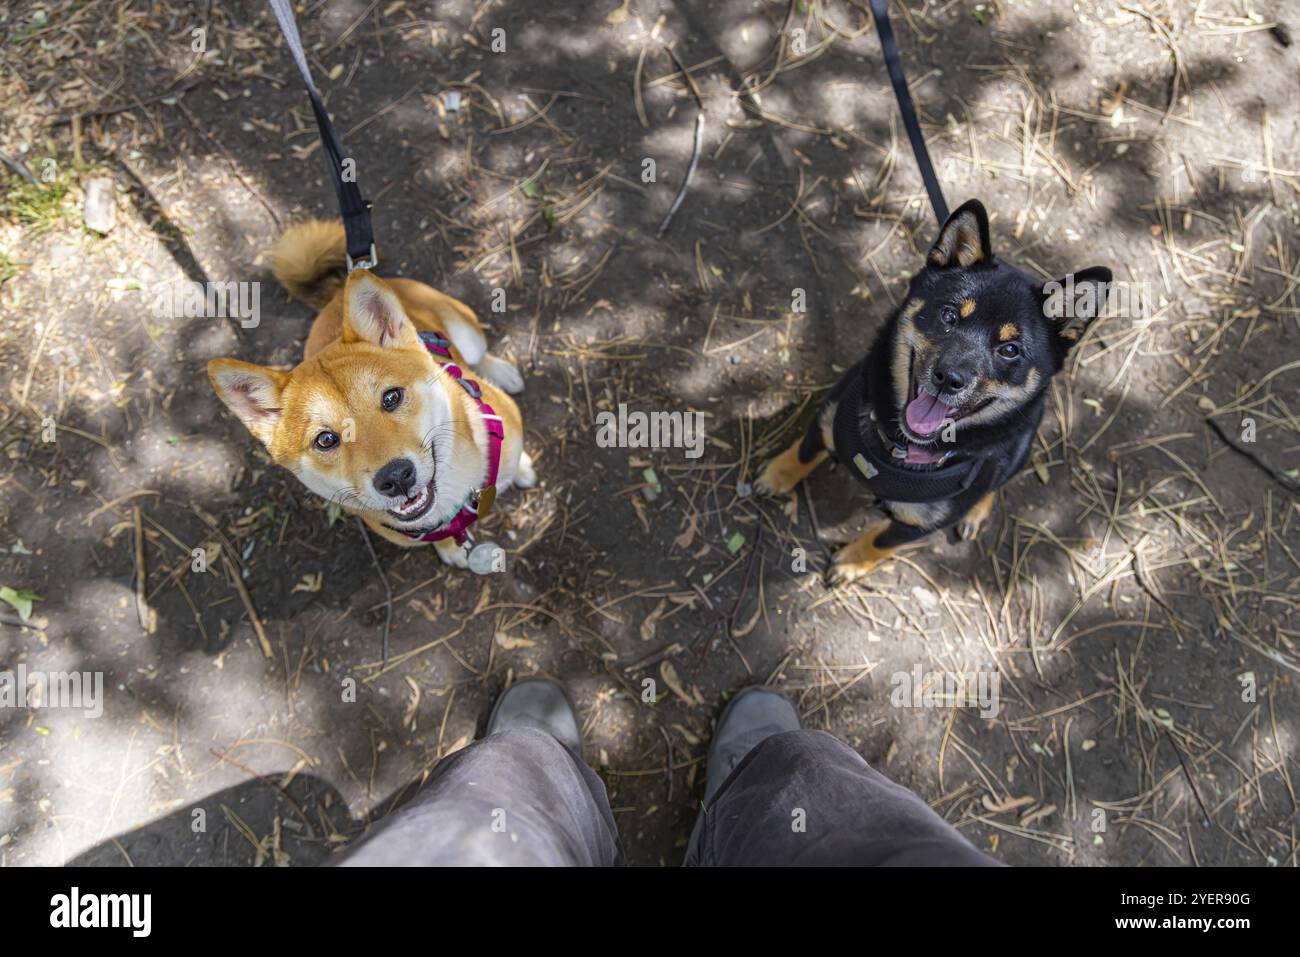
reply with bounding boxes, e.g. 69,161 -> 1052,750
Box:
902,377 -> 992,442
904,384 -> 958,438
387,479 -> 436,522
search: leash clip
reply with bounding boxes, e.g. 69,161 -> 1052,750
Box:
347,243 -> 379,272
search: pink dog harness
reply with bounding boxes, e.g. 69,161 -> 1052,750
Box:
386,331 -> 503,545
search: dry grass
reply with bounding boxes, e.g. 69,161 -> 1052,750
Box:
0,0 -> 1296,866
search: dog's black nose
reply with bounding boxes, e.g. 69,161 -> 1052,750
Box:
374,458 -> 416,497
932,365 -> 965,391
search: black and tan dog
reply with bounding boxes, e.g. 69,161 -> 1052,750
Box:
757,199 -> 1111,583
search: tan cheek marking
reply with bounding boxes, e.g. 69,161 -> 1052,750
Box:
818,401 -> 838,453
902,298 -> 925,320
998,323 -> 1019,342
892,336 -> 913,407
991,365 -> 1038,395
960,298 -> 976,318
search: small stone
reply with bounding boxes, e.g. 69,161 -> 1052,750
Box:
82,176 -> 117,234
911,586 -> 940,611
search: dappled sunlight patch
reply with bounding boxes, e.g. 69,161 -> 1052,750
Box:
83,420 -> 242,504
44,578 -> 151,659
514,20 -> 635,64
0,0 -> 1294,870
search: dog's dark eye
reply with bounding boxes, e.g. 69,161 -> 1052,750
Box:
314,431 -> 340,451
939,305 -> 958,326
997,342 -> 1021,360
381,387 -> 404,411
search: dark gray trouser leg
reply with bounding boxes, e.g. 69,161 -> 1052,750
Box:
337,728 -> 622,866
686,730 -> 1001,866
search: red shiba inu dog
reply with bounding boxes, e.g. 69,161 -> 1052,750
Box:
208,220 -> 534,569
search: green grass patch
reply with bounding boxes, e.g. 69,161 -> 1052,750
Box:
1,167 -> 75,232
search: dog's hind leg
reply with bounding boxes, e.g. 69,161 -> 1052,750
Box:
513,451 -> 537,488
390,279 -> 488,364
473,353 -> 524,394
387,279 -> 522,393
755,405 -> 834,496
828,519 -> 929,585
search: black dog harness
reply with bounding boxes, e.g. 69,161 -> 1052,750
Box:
830,368 -> 983,504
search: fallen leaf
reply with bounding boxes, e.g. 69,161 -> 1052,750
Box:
0,586 -> 40,621
496,632 -> 536,650
402,676 -> 421,730
981,794 -> 1035,814
1019,804 -> 1057,827
606,0 -> 630,24
291,572 -> 323,594
640,599 -> 666,642
661,660 -> 704,707
673,514 -> 698,551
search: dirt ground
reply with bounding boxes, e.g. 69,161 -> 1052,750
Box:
1,0 -> 1298,867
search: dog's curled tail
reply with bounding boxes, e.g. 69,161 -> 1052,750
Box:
270,219 -> 348,308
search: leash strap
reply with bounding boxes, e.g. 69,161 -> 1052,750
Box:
868,0 -> 949,225
267,0 -> 377,269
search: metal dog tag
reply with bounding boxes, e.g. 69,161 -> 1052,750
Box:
467,542 -> 505,575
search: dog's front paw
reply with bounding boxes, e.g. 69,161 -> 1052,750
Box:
435,538 -> 470,569
756,437 -> 829,497
955,493 -> 995,541
827,549 -> 883,586
754,459 -> 791,496
826,522 -> 894,586
515,451 -> 537,489
756,446 -> 808,496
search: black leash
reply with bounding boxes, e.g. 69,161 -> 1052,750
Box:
868,0 -> 949,225
267,0 -> 377,269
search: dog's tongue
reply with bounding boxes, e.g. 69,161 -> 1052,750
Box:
905,444 -> 945,465
905,390 -> 951,437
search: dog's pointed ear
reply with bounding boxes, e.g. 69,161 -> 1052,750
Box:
342,271 -> 420,349
1041,266 -> 1113,348
928,200 -> 992,268
208,359 -> 289,447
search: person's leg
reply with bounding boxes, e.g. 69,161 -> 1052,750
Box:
337,680 -> 622,866
686,689 -> 999,866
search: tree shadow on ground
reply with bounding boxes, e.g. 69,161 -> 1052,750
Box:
1,0 -> 1296,867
